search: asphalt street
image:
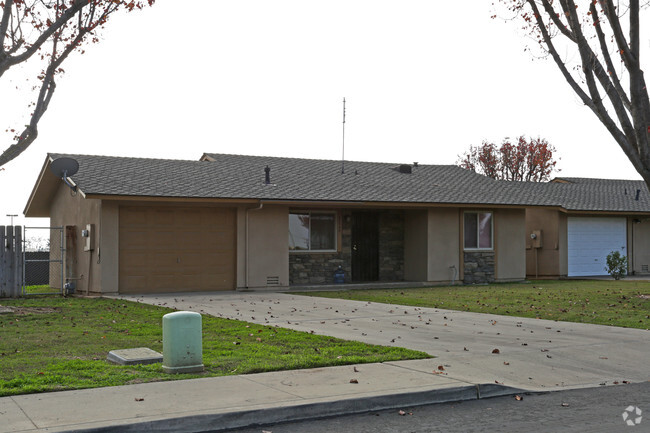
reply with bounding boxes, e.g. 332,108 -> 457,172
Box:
224,382 -> 650,433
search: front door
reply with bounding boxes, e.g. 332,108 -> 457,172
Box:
351,212 -> 379,281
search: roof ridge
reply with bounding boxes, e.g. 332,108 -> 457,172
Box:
202,152 -> 461,168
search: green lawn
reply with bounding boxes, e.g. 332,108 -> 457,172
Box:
23,284 -> 61,295
0,297 -> 429,397
296,280 -> 650,329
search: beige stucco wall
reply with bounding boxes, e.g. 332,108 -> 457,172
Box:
495,208 -> 526,281
631,218 -> 650,274
99,201 -> 119,294
427,208 -> 460,282
49,184 -> 101,293
558,212 -> 568,276
404,210 -> 428,281
245,205 -> 289,288
525,208 -> 565,277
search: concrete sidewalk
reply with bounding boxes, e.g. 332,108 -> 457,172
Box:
3,291 -> 649,432
2,360 -> 521,433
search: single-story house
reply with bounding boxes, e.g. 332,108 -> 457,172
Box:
522,178 -> 650,278
24,153 -> 550,295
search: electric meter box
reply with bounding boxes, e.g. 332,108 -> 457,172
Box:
83,224 -> 95,252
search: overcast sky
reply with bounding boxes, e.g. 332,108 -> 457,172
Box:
0,0 -> 647,227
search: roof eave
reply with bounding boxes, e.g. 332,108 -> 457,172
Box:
23,155 -> 56,217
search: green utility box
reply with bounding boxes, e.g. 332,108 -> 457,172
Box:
162,311 -> 204,374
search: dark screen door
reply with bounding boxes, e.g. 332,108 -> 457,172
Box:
351,212 -> 379,281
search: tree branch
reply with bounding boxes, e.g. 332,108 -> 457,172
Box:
601,0 -> 638,69
0,15 -> 90,167
540,0 -> 575,42
0,0 -> 90,77
526,0 -> 647,175
590,2 -> 632,111
0,0 -> 14,56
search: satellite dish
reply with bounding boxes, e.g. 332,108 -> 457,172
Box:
50,157 -> 79,177
49,157 -> 79,192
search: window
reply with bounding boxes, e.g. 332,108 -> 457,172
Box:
289,212 -> 336,251
464,212 -> 493,250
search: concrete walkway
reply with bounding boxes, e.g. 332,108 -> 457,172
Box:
2,291 -> 649,432
119,292 -> 650,391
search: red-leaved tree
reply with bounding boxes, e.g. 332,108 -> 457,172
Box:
0,0 -> 154,168
458,136 -> 559,182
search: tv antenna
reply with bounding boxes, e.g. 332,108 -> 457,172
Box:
49,157 -> 79,192
341,97 -> 346,174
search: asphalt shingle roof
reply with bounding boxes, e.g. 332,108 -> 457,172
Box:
48,153 -> 650,212
511,177 -> 650,212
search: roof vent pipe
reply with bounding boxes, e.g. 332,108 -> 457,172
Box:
264,166 -> 271,185
636,189 -> 640,201
398,164 -> 412,174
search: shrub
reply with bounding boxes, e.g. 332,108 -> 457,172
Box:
605,251 -> 628,280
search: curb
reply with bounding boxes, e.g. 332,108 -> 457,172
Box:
71,384 -> 528,433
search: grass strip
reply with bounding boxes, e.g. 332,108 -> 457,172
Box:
296,280 -> 650,329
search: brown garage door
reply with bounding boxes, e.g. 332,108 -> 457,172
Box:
119,206 -> 236,293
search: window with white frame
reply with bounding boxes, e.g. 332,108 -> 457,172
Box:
289,212 -> 336,251
463,212 -> 493,250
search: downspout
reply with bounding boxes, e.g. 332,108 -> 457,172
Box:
245,201 -> 264,288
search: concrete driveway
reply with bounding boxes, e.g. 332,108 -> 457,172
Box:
115,291 -> 650,392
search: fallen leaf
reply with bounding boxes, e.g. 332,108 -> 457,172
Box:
350,379 -> 359,384
492,348 -> 500,354
515,395 -> 523,401
503,361 -> 510,366
463,347 -> 469,351
135,398 -> 144,402
398,410 -> 406,416
561,403 -> 570,407
437,365 -> 445,371
353,367 -> 359,372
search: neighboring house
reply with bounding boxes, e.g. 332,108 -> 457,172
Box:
24,153 -> 542,295
522,178 -> 650,278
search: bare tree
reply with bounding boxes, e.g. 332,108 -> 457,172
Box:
498,1 -> 650,188
0,0 -> 154,168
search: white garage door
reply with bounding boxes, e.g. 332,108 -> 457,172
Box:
567,217 -> 627,277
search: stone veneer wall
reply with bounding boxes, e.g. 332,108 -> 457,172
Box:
463,251 -> 495,284
289,210 -> 405,285
289,212 -> 352,285
378,211 -> 404,281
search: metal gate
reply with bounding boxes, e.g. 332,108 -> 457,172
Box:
22,226 -> 64,295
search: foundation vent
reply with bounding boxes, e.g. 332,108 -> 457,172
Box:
642,264 -> 649,273
266,276 -> 280,286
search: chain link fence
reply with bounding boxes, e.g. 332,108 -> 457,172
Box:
23,227 -> 63,295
